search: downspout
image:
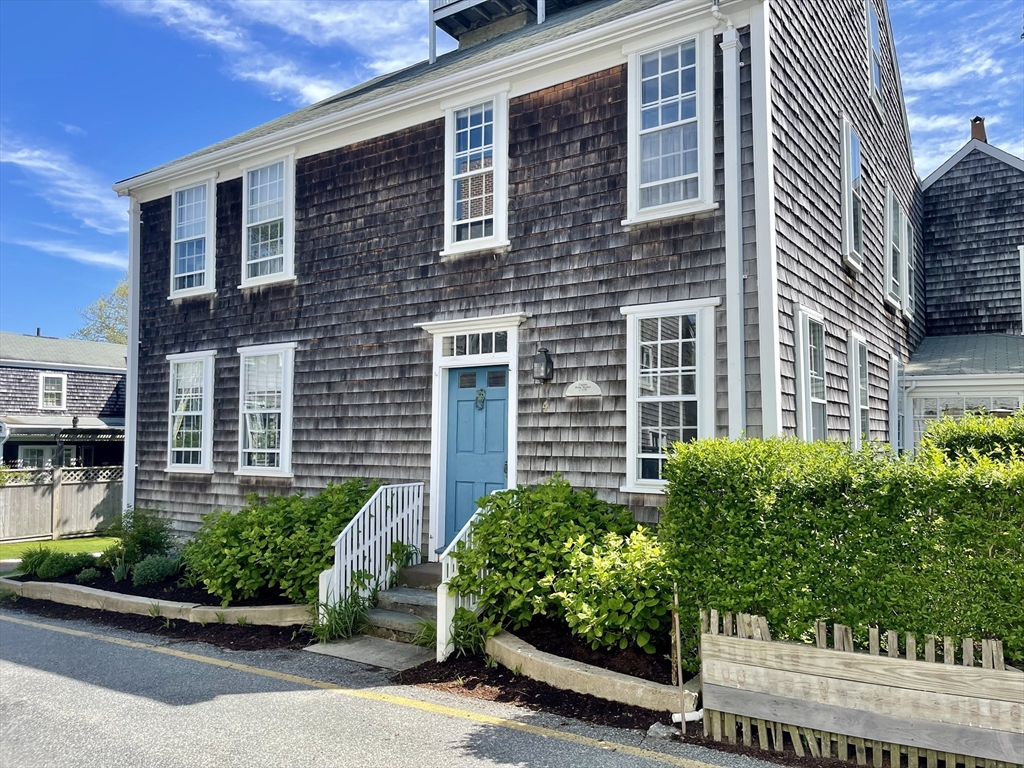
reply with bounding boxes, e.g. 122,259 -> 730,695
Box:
716,1 -> 746,438
120,193 -> 141,511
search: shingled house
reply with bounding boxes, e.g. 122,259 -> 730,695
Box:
112,0 -> 1017,551
0,332 -> 126,468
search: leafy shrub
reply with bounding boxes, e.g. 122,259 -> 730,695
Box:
103,508 -> 174,568
552,527 -> 671,654
921,410 -> 1024,460
76,567 -> 101,584
132,554 -> 183,587
18,544 -> 53,577
184,479 -> 380,606
36,552 -> 98,580
449,476 -> 635,631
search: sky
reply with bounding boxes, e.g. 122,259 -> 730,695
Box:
0,0 -> 1021,340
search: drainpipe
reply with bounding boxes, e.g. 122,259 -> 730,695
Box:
717,3 -> 746,438
120,194 -> 141,511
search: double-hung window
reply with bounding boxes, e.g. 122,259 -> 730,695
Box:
625,32 -> 714,225
170,179 -> 214,297
167,351 -> 215,473
888,354 -> 906,452
847,332 -> 870,449
796,307 -> 828,442
442,93 -> 508,256
621,298 -> 718,492
39,373 -> 66,410
237,343 -> 295,475
903,218 -> 916,320
841,118 -> 864,273
242,157 -> 294,286
867,1 -> 883,104
885,187 -> 908,311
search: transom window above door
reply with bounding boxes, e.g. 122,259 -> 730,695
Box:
441,330 -> 508,358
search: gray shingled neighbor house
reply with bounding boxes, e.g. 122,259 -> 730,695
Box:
0,332 -> 126,468
111,0 -> 1022,558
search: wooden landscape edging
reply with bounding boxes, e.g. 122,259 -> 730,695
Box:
699,610 -> 1024,767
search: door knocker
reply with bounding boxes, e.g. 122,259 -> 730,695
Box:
475,389 -> 486,410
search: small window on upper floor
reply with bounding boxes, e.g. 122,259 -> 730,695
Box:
442,94 -> 509,257
841,118 -> 865,273
884,187 -> 909,312
170,179 -> 215,298
867,1 -> 883,105
39,373 -> 66,410
624,31 -> 715,227
242,157 -> 294,287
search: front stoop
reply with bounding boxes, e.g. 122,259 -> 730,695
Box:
364,566 -> 439,644
396,563 -> 441,590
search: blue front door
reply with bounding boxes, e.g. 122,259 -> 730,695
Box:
445,366 -> 508,546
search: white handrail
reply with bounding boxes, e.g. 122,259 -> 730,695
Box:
326,483 -> 424,604
436,506 -> 486,662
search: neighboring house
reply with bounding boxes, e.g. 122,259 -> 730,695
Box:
0,332 -> 126,468
111,0 -> 1018,548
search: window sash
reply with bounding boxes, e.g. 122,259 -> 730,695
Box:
170,360 -> 205,466
41,375 -> 64,408
807,319 -> 827,442
241,352 -> 284,469
868,2 -> 882,98
172,183 -> 208,291
245,161 -> 286,278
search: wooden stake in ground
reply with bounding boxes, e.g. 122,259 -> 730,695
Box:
673,584 -> 686,730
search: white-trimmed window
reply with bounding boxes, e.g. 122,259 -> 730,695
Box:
795,307 -> 827,442
867,1 -> 883,104
242,157 -> 294,286
237,343 -> 295,476
39,373 -> 66,410
167,351 -> 215,472
848,332 -> 870,449
625,31 -> 715,226
170,179 -> 215,297
913,394 -> 1022,448
841,118 -> 864,273
903,216 -> 916,320
443,94 -> 508,256
884,187 -> 908,311
621,298 -> 718,492
888,354 -> 905,452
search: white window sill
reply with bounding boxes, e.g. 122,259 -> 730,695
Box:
619,483 -> 667,496
885,293 -> 902,312
164,466 -> 214,475
168,288 -> 216,301
621,201 -> 718,230
234,468 -> 294,478
440,238 -> 510,259
238,275 -> 296,291
39,406 -> 66,412
843,252 -> 863,275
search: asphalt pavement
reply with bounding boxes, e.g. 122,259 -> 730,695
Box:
0,608 -> 777,768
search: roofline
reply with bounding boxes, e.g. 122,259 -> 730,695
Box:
112,0 -> 724,196
920,138 -> 1024,191
0,359 -> 127,375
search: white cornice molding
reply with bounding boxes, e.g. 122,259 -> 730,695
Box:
0,359 -> 126,375
415,312 -> 528,336
920,139 -> 1024,191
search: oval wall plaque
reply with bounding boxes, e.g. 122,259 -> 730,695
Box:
564,380 -> 602,398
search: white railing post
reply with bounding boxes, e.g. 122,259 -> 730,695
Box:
436,507 -> 486,662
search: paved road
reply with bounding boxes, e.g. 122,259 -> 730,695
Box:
0,609 -> 773,768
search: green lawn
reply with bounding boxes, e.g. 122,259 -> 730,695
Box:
0,537 -> 116,561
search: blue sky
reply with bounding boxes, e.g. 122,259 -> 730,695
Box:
1,0 -> 1021,340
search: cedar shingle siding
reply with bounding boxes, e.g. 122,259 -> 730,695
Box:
923,149 -> 1024,336
135,50 -> 759,532
0,367 -> 125,418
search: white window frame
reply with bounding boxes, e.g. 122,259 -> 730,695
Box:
169,177 -> 216,299
794,306 -> 828,442
903,215 -> 916,320
867,0 -> 883,109
623,29 -> 716,227
240,155 -> 295,288
847,331 -> 870,449
166,350 -> 216,474
620,297 -> 719,494
888,353 -> 906,452
38,372 -> 67,410
840,117 -> 864,274
884,186 -> 906,312
441,91 -> 509,257
236,342 -> 296,477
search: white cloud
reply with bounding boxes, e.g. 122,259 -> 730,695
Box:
5,238 -> 127,270
60,123 -> 87,137
0,135 -> 127,236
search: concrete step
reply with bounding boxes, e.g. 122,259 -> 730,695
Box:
364,608 -> 429,644
398,562 -> 442,590
376,587 -> 437,621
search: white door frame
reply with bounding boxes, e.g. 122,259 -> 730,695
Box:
415,312 -> 527,560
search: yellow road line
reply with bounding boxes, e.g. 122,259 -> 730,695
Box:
0,613 -> 712,768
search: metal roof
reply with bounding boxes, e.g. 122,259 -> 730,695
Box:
907,334 -> 1024,378
0,332 -> 127,371
116,0 -> 670,185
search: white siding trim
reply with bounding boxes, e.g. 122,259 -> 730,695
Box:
123,196 -> 141,510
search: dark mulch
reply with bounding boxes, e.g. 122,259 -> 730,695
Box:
4,596 -> 312,651
515,615 -> 674,685
10,571 -> 293,608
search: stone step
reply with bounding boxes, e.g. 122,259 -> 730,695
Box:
376,587 -> 437,621
364,608 -> 429,644
398,562 -> 442,591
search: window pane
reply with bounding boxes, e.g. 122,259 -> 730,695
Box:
175,184 -> 207,241
248,161 -> 285,225
452,101 -> 496,243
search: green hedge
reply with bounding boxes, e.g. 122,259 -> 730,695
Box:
921,410 -> 1024,460
184,479 -> 379,606
660,437 -> 1024,672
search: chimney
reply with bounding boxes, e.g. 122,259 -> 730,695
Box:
36,327 -> 41,336
971,116 -> 987,143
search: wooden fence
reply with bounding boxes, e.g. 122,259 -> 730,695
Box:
0,467 -> 122,542
700,610 -> 1023,767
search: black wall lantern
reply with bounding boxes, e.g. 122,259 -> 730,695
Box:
533,347 -> 554,382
